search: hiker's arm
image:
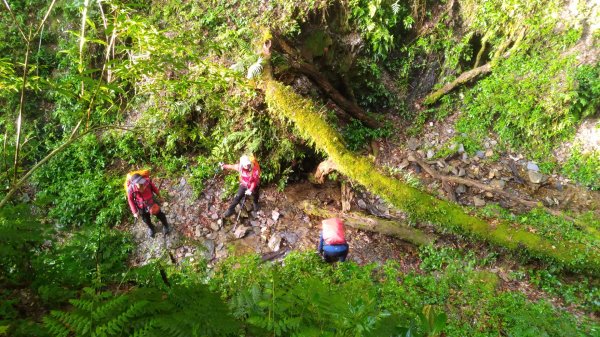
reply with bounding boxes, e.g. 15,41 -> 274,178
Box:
127,192 -> 137,215
149,180 -> 162,199
221,163 -> 239,172
248,168 -> 260,191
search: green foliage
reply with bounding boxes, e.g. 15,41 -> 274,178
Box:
562,148 -> 600,190
0,204 -> 47,286
348,0 -> 408,60
32,226 -> 133,298
457,50 -> 582,157
44,285 -> 240,337
342,119 -> 391,151
212,252 -> 596,336
34,134 -> 125,228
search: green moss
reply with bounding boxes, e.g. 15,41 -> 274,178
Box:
265,80 -> 600,276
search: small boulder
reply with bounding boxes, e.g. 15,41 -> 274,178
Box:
407,137 -> 420,151
526,162 -> 539,172
528,170 -> 545,184
357,199 -> 367,209
234,226 -> 250,239
268,234 -> 282,252
473,196 -> 486,207
490,179 -> 506,190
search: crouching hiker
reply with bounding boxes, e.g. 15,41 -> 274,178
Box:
220,154 -> 261,218
318,218 -> 349,262
125,170 -> 171,238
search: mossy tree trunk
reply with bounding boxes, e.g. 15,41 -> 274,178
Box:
263,79 -> 600,275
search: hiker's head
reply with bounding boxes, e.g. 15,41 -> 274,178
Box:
240,155 -> 252,170
131,174 -> 147,189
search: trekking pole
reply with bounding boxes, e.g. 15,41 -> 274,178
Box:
236,194 -> 247,222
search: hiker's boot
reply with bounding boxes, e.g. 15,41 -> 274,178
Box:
148,224 -> 157,238
222,207 -> 235,218
163,224 -> 172,235
253,202 -> 260,212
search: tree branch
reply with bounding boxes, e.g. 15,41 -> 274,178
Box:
271,35 -> 381,129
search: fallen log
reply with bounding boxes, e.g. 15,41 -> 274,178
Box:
302,201 -> 434,246
264,79 -> 600,275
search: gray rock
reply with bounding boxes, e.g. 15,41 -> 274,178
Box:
458,144 -> 465,154
357,199 -> 367,209
268,234 -> 282,252
476,150 -> 485,158
398,159 -> 410,169
458,168 -> 466,177
473,196 -> 486,207
179,177 -> 187,187
407,137 -> 419,151
456,184 -> 467,194
202,239 -> 215,259
490,179 -> 506,189
528,170 -> 545,184
250,220 -> 260,227
194,225 -> 203,237
210,212 -> 219,220
526,162 -> 539,171
234,226 -> 249,239
555,182 -> 564,191
281,231 -> 299,245
210,221 -> 221,231
271,210 -> 280,221
426,149 -> 435,159
407,154 -> 417,162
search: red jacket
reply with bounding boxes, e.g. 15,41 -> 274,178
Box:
322,218 -> 346,245
127,179 -> 159,214
223,161 -> 261,192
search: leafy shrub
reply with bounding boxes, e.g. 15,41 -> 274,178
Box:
342,119 -> 391,151
32,226 -> 133,296
562,148 -> 600,190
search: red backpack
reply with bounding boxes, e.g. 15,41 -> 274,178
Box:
322,218 -> 346,245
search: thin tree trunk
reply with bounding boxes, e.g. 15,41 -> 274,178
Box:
13,29 -> 32,183
423,63 -> 491,105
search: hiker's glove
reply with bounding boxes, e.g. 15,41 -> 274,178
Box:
245,190 -> 252,196
133,213 -> 139,219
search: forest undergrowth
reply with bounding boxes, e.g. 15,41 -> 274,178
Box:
0,0 -> 598,336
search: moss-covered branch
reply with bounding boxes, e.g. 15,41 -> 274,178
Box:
265,80 -> 600,275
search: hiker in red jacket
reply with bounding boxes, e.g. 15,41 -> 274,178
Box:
220,155 -> 261,217
318,218 -> 349,262
127,173 -> 171,237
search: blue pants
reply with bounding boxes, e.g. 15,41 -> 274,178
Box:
318,234 -> 349,262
